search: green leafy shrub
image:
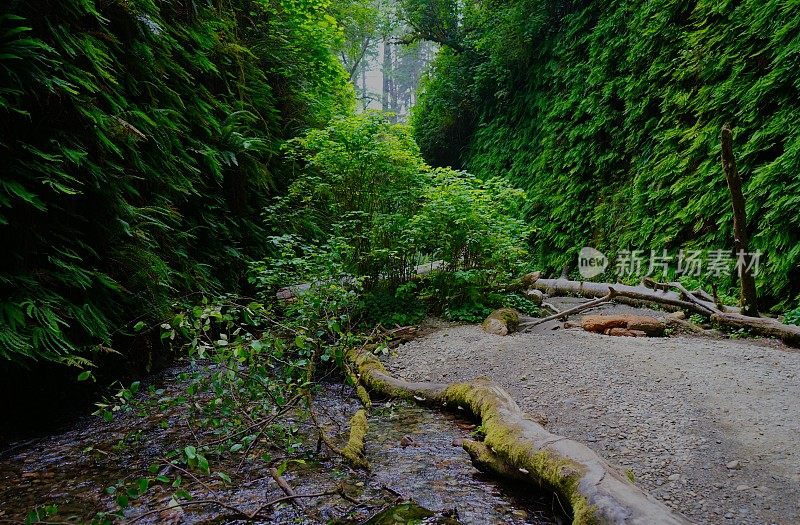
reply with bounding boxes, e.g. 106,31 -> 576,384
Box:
785,307 -> 800,327
279,112 -> 533,322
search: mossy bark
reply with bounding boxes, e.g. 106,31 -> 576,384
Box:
340,409 -> 369,469
346,347 -> 693,525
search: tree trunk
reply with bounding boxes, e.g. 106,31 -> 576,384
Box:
347,348 -> 692,525
527,277 -> 800,347
721,124 -> 759,317
528,278 -> 724,316
381,39 -> 392,113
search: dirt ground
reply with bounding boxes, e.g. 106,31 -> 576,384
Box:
384,300 -> 800,525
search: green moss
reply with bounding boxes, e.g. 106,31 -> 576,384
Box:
340,409 -> 369,470
347,348 -> 598,523
481,308 -> 521,335
440,382 -> 596,524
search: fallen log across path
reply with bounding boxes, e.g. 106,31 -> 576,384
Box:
347,348 -> 694,525
527,278 -> 800,348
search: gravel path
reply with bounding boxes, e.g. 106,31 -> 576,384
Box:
383,301 -> 800,525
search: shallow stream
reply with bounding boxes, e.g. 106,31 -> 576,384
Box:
0,368 -> 564,524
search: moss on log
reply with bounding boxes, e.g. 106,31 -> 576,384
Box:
347,347 -> 693,525
340,409 -> 369,469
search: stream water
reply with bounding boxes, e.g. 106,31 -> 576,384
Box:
0,367 -> 564,524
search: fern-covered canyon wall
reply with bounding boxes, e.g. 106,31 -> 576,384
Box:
0,0 -> 352,365
411,0 -> 800,303
0,0 -> 357,431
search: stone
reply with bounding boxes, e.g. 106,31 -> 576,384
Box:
726,460 -> 742,470
481,308 -> 521,336
526,289 -> 544,305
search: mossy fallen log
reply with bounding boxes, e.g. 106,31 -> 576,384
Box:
340,409 -> 369,469
310,401 -> 370,470
347,348 -> 693,525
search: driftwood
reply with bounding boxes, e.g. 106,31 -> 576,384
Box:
270,467 -> 303,508
520,289 -> 618,331
712,312 -> 800,347
347,348 -> 693,525
582,314 -> 666,337
308,402 -> 370,470
528,278 -> 723,316
527,277 -> 800,348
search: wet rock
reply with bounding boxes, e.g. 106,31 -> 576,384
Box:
526,289 -> 544,305
481,309 -> 521,336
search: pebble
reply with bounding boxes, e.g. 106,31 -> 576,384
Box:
726,460 -> 742,470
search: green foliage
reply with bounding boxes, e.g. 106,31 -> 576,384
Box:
0,0 -> 353,363
282,111 -> 427,280
80,249 -> 364,522
278,112 -> 532,284
360,282 -> 428,327
785,307 -> 800,327
412,0 -> 800,303
273,111 -> 532,322
407,169 -> 531,273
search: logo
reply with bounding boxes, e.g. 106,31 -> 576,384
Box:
578,247 -> 608,279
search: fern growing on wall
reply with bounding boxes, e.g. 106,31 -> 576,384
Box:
413,0 -> 800,302
0,0 -> 353,363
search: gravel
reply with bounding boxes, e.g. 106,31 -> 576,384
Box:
383,301 -> 800,525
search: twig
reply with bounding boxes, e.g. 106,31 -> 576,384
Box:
270,467 -> 303,508
159,457 -> 215,494
521,289 -> 618,331
123,491 -> 338,524
246,490 -> 339,519
642,278 -> 720,316
236,393 -> 303,471
124,499 -> 254,524
540,302 -> 560,315
202,393 -> 301,448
